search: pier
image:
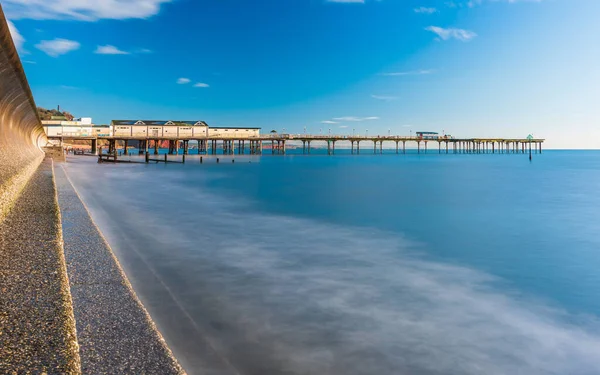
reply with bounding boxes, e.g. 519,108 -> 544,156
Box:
53,134 -> 545,158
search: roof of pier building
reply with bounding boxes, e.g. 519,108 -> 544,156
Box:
111,120 -> 209,127
210,126 -> 261,130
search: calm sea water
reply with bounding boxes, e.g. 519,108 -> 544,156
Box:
63,150 -> 600,375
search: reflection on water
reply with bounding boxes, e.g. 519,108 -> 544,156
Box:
63,153 -> 600,375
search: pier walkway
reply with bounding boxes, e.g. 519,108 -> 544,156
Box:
49,134 -> 545,156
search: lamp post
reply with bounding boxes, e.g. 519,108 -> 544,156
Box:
388,129 -> 391,136
352,128 -> 355,136
304,126 -> 306,134
328,128 -> 331,136
366,129 -> 369,137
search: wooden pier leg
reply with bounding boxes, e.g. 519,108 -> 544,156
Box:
438,141 -> 441,154
332,140 -> 335,155
91,139 -> 98,155
373,141 -> 377,154
184,140 -> 189,155
403,141 -> 406,154
380,140 -> 383,154
425,141 -> 428,154
356,141 -> 360,154
418,141 -> 420,154
396,141 -> 399,154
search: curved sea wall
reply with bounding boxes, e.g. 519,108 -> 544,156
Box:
0,5 -> 45,221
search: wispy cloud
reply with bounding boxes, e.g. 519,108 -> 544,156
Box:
425,26 -> 477,41
6,20 -> 25,52
333,116 -> 379,122
194,82 -> 210,88
339,125 -> 349,128
455,0 -> 544,7
371,95 -> 398,101
382,69 -> 434,76
2,0 -> 172,21
322,121 -> 338,124
35,38 -> 80,57
414,7 -> 438,14
94,45 -> 129,55
177,78 -> 191,84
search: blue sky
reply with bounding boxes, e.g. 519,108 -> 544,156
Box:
4,0 -> 599,148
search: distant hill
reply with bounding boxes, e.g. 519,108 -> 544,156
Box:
38,107 -> 74,121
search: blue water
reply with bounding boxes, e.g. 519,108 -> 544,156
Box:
63,151 -> 600,375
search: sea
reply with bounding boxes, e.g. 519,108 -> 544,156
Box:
61,149 -> 600,375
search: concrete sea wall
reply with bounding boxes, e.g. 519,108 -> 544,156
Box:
0,5 -> 45,222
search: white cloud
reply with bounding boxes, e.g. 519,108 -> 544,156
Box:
95,45 -> 130,55
177,78 -> 191,84
425,26 -> 477,41
382,69 -> 434,76
194,82 -> 210,88
371,95 -> 398,101
2,0 -> 172,21
35,38 -> 80,57
135,48 -> 153,54
339,125 -> 349,128
322,121 -> 338,124
414,7 -> 438,14
6,20 -> 25,52
333,116 -> 379,122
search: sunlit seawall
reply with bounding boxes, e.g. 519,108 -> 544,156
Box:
0,5 -> 45,221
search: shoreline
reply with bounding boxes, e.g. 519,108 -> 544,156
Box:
53,160 -> 185,374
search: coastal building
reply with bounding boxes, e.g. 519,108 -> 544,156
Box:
111,120 -> 210,139
208,126 -> 261,138
42,118 -> 111,139
109,120 -> 261,139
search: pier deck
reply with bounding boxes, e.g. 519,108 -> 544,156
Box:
49,134 -> 545,157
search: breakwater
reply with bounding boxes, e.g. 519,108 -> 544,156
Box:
0,5 -> 45,221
